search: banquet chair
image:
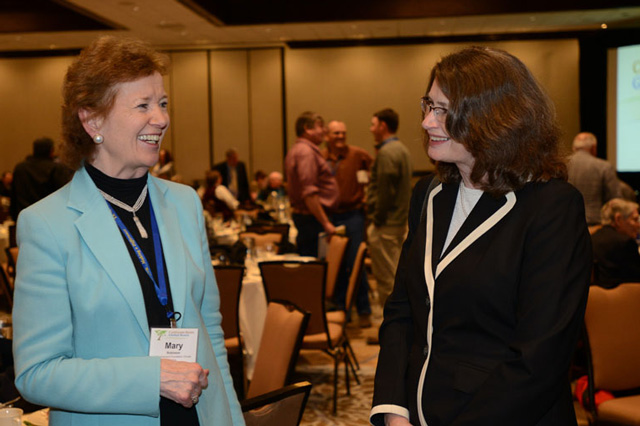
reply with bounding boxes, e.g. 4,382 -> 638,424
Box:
242,381 -> 312,426
213,265 -> 245,395
245,301 -> 309,399
327,242 -> 367,372
324,235 -> 349,299
235,209 -> 260,223
583,283 -> 640,425
239,232 -> 283,252
259,260 -> 350,415
245,224 -> 290,250
0,263 -> 12,309
5,247 -> 18,281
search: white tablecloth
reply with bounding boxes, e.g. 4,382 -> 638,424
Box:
238,265 -> 267,380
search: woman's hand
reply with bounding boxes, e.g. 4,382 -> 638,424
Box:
160,359 -> 209,408
385,413 -> 412,426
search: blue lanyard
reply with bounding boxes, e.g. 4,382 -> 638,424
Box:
105,201 -> 176,326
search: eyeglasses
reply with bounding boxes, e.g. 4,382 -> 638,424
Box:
420,97 -> 448,122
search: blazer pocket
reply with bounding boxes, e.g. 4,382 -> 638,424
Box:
453,361 -> 491,394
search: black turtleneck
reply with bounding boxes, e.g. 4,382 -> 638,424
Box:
85,163 -> 199,426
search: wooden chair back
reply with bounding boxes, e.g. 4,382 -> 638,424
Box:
324,235 -> 349,299
584,283 -> 640,424
214,265 -> 244,350
585,283 -> 640,391
239,232 -> 283,251
343,243 -> 367,315
246,301 -> 309,399
245,224 -> 290,248
259,261 -> 328,338
5,247 -> 18,280
0,264 -> 12,309
242,381 -> 312,426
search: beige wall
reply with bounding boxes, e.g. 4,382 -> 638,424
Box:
0,39 -> 578,181
166,51 -> 210,185
0,56 -> 73,174
285,39 -> 580,172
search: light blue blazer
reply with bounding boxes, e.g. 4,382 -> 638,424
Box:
12,167 -> 245,426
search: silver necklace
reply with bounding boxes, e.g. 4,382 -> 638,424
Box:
99,185 -> 149,238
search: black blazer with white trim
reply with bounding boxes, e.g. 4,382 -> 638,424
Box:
371,177 -> 591,426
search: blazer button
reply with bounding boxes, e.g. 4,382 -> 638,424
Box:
425,298 -> 430,308
423,346 -> 429,356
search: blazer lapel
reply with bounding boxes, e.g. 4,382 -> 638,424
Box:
68,168 -> 150,336
435,190 -> 516,278
430,183 -> 457,275
147,177 -> 188,326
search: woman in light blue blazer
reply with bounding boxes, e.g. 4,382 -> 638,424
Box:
12,36 -> 244,426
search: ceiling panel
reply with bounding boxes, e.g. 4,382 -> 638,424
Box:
0,0 -> 639,53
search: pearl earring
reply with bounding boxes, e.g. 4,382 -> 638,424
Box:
93,134 -> 104,144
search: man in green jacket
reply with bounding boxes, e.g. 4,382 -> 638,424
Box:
367,108 -> 412,338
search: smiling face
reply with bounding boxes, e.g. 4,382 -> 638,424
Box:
327,120 -> 347,151
82,72 -> 169,179
422,79 -> 476,183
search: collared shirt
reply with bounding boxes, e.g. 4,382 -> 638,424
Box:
322,145 -> 372,212
285,138 -> 339,214
375,135 -> 399,151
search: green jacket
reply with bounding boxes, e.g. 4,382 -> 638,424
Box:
367,139 -> 412,227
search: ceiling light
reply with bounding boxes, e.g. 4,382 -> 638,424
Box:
601,23 -> 608,29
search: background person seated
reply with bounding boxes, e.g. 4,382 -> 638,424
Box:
591,198 -> 640,288
257,171 -> 287,202
202,170 -> 239,221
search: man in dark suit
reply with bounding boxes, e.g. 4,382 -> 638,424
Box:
591,198 -> 640,288
213,148 -> 250,203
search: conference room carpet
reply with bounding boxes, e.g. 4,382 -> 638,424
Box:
295,313 -> 381,426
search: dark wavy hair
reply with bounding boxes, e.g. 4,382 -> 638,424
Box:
295,111 -> 323,137
61,36 -> 169,169
427,46 -> 566,197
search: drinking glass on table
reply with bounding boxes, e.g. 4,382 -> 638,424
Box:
264,243 -> 276,259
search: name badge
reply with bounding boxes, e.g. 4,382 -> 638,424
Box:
149,328 -> 199,362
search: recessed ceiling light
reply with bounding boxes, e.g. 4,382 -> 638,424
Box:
601,23 -> 608,29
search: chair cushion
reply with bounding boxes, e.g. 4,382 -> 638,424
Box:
326,310 -> 345,325
301,323 -> 343,350
598,395 -> 640,425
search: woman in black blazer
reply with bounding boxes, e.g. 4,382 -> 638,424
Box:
370,47 -> 591,426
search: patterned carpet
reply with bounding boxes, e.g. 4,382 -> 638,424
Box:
293,314 -> 382,426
